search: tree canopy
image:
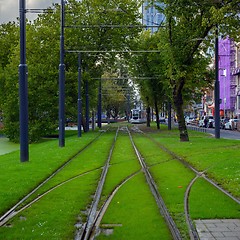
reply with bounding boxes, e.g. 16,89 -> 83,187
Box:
0,0 -> 142,142
0,0 -> 239,142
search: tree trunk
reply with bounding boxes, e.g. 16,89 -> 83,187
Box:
82,117 -> 86,132
154,98 -> 160,130
173,79 -> 189,141
146,106 -> 151,127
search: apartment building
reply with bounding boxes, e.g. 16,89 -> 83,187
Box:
219,37 -> 240,118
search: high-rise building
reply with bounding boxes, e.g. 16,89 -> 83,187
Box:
142,1 -> 165,33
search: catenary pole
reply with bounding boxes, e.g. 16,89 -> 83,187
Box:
97,78 -> 102,128
85,78 -> 89,132
19,0 -> 29,162
78,54 -> 82,137
59,0 -> 65,147
214,25 -> 220,139
168,102 -> 172,130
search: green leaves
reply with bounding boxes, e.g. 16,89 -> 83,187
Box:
0,0 -> 142,142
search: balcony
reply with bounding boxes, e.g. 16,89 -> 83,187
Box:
232,67 -> 240,75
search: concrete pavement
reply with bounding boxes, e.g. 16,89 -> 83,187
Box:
195,219 -> 240,240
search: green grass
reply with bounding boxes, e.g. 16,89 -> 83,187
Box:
97,173 -> 172,240
0,129 -> 118,239
0,171 -> 101,239
149,126 -> 240,198
132,133 -> 194,239
0,124 -> 239,239
0,131 -> 101,215
189,178 -> 240,219
101,131 -> 141,201
98,130 -> 172,239
17,131 -> 117,208
132,129 -> 240,239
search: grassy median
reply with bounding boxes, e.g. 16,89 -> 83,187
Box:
0,124 -> 239,239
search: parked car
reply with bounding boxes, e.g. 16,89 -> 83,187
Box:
199,116 -> 214,128
185,117 -> 194,125
220,118 -> 229,129
198,116 -> 205,127
224,119 -> 240,130
207,116 -> 214,128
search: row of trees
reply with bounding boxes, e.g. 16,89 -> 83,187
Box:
0,0 -> 142,142
130,0 -> 240,141
0,0 -> 239,142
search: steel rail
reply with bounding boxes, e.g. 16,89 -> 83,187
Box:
0,131 -> 106,226
87,171 -> 140,240
136,126 -> 240,238
184,176 -> 201,240
76,127 -> 119,240
127,126 -> 182,240
143,131 -> 240,205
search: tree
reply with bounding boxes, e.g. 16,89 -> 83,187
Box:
154,0 -> 240,141
129,31 -> 168,129
0,22 -> 19,113
0,0 -> 142,142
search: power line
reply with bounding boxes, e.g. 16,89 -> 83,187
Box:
66,50 -> 161,53
65,24 -> 163,28
92,77 -> 160,80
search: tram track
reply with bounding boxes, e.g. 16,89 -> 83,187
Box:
80,125 -> 182,240
1,124 -> 238,239
132,125 -> 240,240
76,127 -> 119,240
127,126 -> 182,240
0,130 -> 107,227
138,127 -> 240,205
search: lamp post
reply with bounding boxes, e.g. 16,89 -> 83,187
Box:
19,0 -> 29,162
59,0 -> 65,147
214,26 -> 220,139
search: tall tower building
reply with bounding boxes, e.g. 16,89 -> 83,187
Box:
142,1 -> 165,33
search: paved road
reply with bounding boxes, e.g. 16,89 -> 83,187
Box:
206,128 -> 240,140
187,125 -> 240,140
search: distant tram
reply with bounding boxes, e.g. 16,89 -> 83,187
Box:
129,109 -> 147,124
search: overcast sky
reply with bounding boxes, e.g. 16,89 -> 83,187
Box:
0,0 -> 60,24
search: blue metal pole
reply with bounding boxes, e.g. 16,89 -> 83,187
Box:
168,102 -> 172,130
85,79 -> 89,132
127,91 -> 130,122
215,26 -> 220,139
97,78 -> 102,128
78,54 -> 82,137
59,0 -> 65,147
19,0 -> 29,162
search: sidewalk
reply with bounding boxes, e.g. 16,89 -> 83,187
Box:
195,219 -> 240,240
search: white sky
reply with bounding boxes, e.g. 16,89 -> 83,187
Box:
0,0 -> 60,24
